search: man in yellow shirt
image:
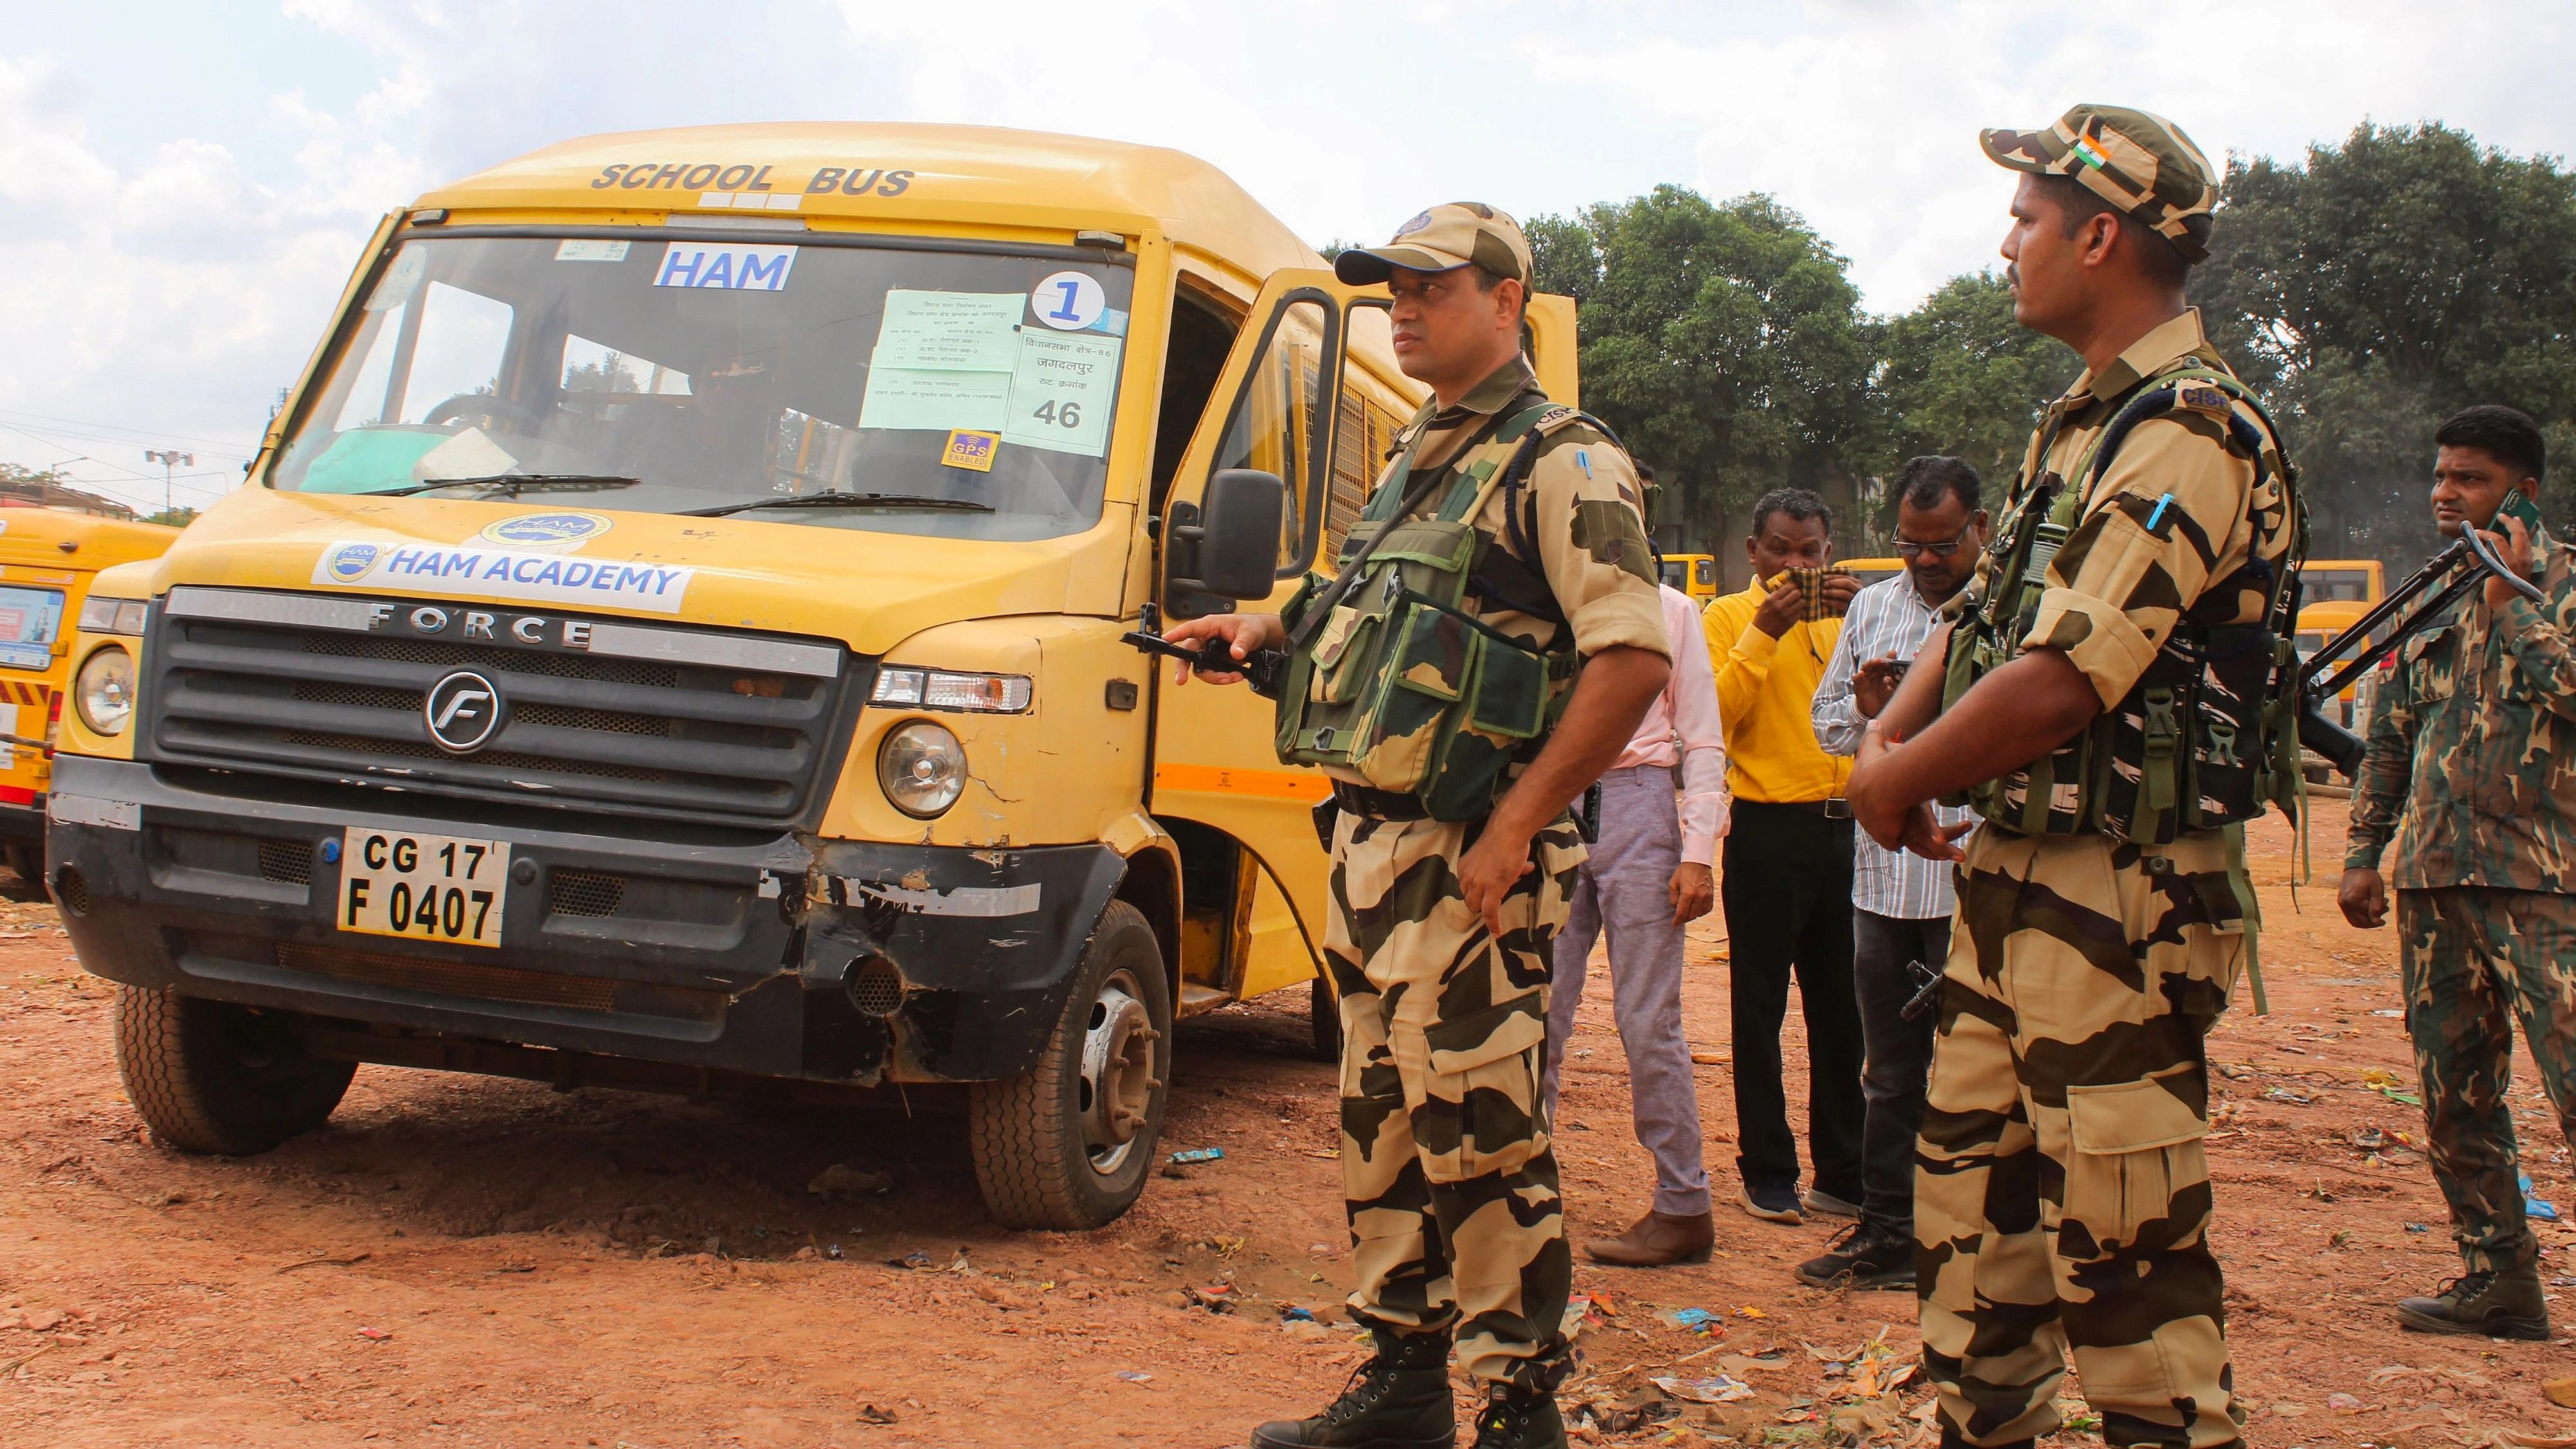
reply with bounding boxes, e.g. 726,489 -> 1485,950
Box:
1701,487 -> 1864,1225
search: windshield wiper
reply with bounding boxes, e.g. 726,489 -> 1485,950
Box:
680,491 -> 996,519
359,474 -> 643,498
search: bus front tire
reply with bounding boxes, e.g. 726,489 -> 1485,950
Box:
114,987 -> 355,1155
969,901 -> 1172,1230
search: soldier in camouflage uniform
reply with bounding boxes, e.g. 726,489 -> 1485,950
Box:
1847,107 -> 2278,1449
1168,204 -> 1671,1449
2341,404 -> 2576,1342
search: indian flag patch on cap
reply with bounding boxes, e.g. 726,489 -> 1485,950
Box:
2069,134 -> 2113,172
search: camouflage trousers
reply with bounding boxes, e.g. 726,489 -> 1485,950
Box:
2397,886 -> 2576,1276
1917,827 -> 2246,1449
1324,807 -> 1586,1390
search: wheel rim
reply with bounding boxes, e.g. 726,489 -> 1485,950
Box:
1077,970 -> 1158,1177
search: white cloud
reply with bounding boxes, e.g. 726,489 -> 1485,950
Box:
1531,1 -> 2574,309
3,1 -> 2571,511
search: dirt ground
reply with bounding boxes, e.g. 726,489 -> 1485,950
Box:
3,797 -> 2572,1448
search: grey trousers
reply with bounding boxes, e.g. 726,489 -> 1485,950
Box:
1540,764 -> 1712,1216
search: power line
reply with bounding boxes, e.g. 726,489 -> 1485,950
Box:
0,406 -> 258,457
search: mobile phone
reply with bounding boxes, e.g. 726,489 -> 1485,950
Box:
2497,487 -> 2544,538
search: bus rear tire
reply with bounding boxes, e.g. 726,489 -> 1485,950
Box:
969,901 -> 1172,1230
114,987 -> 355,1155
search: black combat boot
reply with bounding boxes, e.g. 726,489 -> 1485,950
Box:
2395,1266 -> 2552,1340
1467,1383 -> 1565,1449
1794,1218 -> 1916,1290
1250,1331 -> 1455,1449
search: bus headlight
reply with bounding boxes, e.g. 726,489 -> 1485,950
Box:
878,720 -> 966,818
75,646 -> 136,736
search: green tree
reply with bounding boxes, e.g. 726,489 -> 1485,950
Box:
2196,122 -> 2576,562
1531,186 -> 1875,562
1866,271 -> 2076,496
0,464 -> 70,490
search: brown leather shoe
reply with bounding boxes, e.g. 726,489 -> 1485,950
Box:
1583,1210 -> 1714,1266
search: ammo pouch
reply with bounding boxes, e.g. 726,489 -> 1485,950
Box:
1942,364 -> 2309,846
1274,401 -> 1582,822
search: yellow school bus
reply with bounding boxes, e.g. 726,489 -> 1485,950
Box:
0,501 -> 179,879
1841,555 -> 1905,590
2294,559 -> 2386,730
47,123 -> 1585,1229
1656,552 -> 1720,604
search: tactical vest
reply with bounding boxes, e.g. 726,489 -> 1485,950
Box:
1941,363 -> 2309,848
1273,399 -> 1594,822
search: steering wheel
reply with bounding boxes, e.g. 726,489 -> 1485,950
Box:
421,393 -> 552,434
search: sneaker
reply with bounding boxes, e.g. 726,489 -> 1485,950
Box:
1468,1384 -> 1566,1449
1250,1333 -> 1457,1448
2395,1268 -> 2552,1341
1794,1220 -> 1914,1290
1739,1182 -> 1802,1225
1800,1186 -> 1861,1220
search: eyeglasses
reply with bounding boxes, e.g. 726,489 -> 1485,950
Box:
1893,524 -> 1976,559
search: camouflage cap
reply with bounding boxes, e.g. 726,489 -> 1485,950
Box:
1981,104 -> 2219,262
1333,203 -> 1533,287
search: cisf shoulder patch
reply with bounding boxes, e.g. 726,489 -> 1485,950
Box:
2175,385 -> 2233,420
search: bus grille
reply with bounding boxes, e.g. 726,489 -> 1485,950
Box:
143,590 -> 852,828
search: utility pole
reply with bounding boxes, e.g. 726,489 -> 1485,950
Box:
143,449 -> 192,520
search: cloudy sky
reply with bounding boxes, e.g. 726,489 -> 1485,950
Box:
5,1 -> 2570,515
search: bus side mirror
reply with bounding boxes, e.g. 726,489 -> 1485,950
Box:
1166,469 -> 1286,613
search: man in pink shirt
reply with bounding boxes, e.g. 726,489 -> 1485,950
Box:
1541,577 -> 1730,1266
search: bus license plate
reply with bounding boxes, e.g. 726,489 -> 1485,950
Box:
338,827 -> 509,948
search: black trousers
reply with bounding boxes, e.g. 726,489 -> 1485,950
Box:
1720,802 -> 1862,1201
1853,907 -> 1951,1234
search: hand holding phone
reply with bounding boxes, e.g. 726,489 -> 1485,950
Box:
2481,487 -> 2550,609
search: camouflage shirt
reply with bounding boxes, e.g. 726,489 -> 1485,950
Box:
2345,528 -> 2576,892
1976,309 -> 2293,825
1377,356 -> 1668,662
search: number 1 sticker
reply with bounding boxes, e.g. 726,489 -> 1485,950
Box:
1031,271 -> 1106,331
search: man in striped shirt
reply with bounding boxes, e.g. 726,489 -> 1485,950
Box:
1798,456 -> 1987,1290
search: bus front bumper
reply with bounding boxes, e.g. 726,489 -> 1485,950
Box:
44,755 -> 1121,1086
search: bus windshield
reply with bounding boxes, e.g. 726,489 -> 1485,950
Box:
268,233 -> 1135,541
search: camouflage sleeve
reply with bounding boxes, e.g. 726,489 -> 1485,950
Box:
1527,430 -> 1669,659
2498,551 -> 2576,726
2021,411 -> 2258,708
2345,654 -> 2417,872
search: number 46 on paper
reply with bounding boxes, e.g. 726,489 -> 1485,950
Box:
1003,330 -> 1119,456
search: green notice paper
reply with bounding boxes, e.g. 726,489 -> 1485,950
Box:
1003,330 -> 1121,457
295,428 -> 451,493
870,291 -> 1025,372
857,368 -> 1013,433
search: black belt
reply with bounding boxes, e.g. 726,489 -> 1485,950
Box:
1329,782 -> 1430,820
1747,797 -> 1853,821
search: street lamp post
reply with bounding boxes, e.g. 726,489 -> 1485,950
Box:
142,449 -> 193,520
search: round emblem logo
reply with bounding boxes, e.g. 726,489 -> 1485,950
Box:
325,542 -> 381,582
423,670 -> 505,754
478,512 -> 611,547
1392,210 -> 1433,239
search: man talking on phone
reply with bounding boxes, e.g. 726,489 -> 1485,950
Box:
2341,404 -> 2576,1342
1797,455 -> 1986,1290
